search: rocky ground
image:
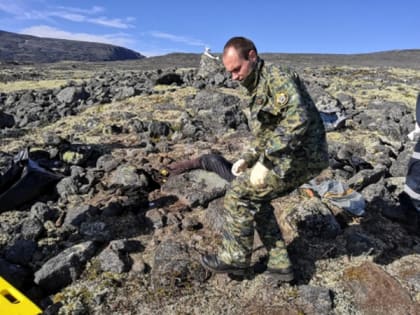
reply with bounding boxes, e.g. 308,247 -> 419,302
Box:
0,51 -> 420,315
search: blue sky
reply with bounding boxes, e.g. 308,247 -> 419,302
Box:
0,0 -> 419,56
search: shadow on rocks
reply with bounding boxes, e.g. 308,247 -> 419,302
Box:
360,195 -> 420,265
286,193 -> 420,284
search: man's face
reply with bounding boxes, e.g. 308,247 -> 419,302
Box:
223,47 -> 256,81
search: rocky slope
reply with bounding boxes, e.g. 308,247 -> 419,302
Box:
0,30 -> 145,64
0,51 -> 419,315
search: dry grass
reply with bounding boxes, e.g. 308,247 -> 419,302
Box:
0,86 -> 200,153
323,66 -> 420,108
0,79 -> 85,92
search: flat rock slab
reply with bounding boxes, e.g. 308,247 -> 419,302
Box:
342,261 -> 419,315
161,169 -> 229,207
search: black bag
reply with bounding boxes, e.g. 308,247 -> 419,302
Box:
0,149 -> 63,212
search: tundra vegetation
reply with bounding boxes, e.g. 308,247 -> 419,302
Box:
0,51 -> 420,314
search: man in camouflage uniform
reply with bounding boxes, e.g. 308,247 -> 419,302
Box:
200,37 -> 329,282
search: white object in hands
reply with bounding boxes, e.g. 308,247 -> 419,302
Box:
231,159 -> 247,176
250,162 -> 269,187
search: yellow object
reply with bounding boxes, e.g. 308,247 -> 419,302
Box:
0,277 -> 42,315
160,168 -> 169,176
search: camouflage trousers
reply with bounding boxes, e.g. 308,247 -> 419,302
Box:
218,166 -> 317,270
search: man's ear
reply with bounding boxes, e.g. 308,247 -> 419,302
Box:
248,49 -> 257,62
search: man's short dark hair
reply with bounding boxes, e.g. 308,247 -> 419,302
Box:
223,37 -> 257,60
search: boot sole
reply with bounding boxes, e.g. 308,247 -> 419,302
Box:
266,267 -> 294,282
265,272 -> 294,282
200,256 -> 248,275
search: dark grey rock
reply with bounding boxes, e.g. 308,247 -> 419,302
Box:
344,230 -> 375,255
4,239 -> 37,265
63,204 -> 99,228
96,154 -> 120,172
98,246 -> 130,273
155,72 -> 184,86
42,131 -> 63,146
110,239 -> 143,253
181,216 -> 202,231
0,258 -> 30,288
347,165 -> 386,191
361,179 -> 388,204
296,285 -> 333,315
56,86 -> 89,104
185,89 -> 247,135
0,110 -> 14,128
101,202 -> 124,217
286,198 -> 341,239
145,209 -> 165,229
162,169 -> 229,207
80,221 -> 111,242
56,177 -> 79,199
30,202 -> 58,222
20,217 -> 44,240
196,51 -> 223,79
113,86 -> 135,101
109,164 -> 149,188
151,240 -> 207,290
353,100 -> 413,141
97,240 -> 135,274
389,141 -> 413,177
148,120 -> 171,138
34,241 -> 98,292
204,197 -> 225,234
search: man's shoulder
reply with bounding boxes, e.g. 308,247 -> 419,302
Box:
264,62 -> 297,75
264,62 -> 297,78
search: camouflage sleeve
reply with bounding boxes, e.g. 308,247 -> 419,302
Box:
241,143 -> 260,166
260,71 -> 309,164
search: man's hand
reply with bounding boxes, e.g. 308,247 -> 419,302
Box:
408,123 -> 420,141
250,162 -> 269,187
231,159 -> 247,176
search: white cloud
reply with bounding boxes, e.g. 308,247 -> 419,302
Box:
50,12 -> 85,22
48,10 -> 134,29
0,2 -> 134,29
54,5 -> 105,15
20,25 -> 136,48
89,17 -> 134,29
149,31 -> 205,47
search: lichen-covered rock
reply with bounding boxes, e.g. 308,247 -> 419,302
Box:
34,241 -> 98,292
151,240 -> 207,290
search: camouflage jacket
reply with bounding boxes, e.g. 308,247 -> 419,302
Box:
240,58 -> 328,177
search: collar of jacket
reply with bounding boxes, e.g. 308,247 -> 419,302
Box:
241,58 -> 264,94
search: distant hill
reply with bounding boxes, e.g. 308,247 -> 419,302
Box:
0,30 -> 145,64
260,49 -> 420,69
134,50 -> 420,71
